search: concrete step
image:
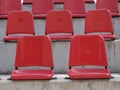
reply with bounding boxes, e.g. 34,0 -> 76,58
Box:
0,40 -> 120,74
0,74 -> 120,90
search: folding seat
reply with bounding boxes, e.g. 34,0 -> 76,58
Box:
0,0 -> 22,19
64,0 -> 86,18
68,34 -> 111,79
45,10 -> 74,41
3,11 -> 35,41
32,0 -> 54,19
96,0 -> 120,17
84,0 -> 95,3
23,0 -> 33,4
54,0 -> 64,4
85,9 -> 116,40
11,36 -> 54,80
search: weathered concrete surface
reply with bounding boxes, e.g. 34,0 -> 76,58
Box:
52,41 -> 70,74
0,19 -> 7,42
112,17 -> 120,39
22,4 -> 32,11
106,40 -> 120,72
73,18 -> 85,34
54,4 -> 63,10
0,40 -> 120,74
118,3 -> 120,13
0,42 -> 16,74
85,3 -> 96,12
0,74 -> 120,90
34,19 -> 46,35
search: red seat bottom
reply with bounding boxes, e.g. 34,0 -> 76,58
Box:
68,68 -> 111,79
85,34 -> 116,40
3,35 -> 34,42
72,14 -> 85,18
3,36 -> 22,41
47,35 -> 73,41
11,70 -> 54,80
33,14 -> 47,19
101,34 -> 116,40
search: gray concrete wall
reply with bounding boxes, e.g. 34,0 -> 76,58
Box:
85,3 -> 96,11
118,2 -> 120,13
0,74 -> 120,90
112,17 -> 120,39
0,40 -> 120,74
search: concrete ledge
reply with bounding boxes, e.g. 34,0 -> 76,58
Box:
0,74 -> 120,90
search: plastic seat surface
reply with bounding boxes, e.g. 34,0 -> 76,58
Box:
64,0 -> 86,18
32,0 -> 54,19
85,9 -> 116,40
68,35 -> 111,79
68,68 -> 111,79
49,35 -> 73,41
12,70 -> 54,80
0,0 -> 22,18
101,34 -> 116,40
45,10 -> 74,41
11,36 -> 54,80
4,36 -> 24,41
96,0 -> 120,17
3,11 -> 35,41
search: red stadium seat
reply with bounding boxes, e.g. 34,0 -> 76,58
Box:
45,10 -> 74,41
3,11 -> 35,42
85,9 -> 116,40
68,35 -> 111,79
11,36 -> 54,80
32,0 -> 54,19
54,0 -> 64,4
96,0 -> 120,17
0,0 -> 22,19
64,0 -> 86,18
23,0 -> 33,4
84,0 -> 95,3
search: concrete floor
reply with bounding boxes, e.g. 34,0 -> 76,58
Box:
0,74 -> 120,90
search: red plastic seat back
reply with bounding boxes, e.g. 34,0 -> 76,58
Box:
96,0 -> 119,13
64,0 -> 85,14
23,0 -> 33,4
32,0 -> 54,14
15,36 -> 54,68
85,9 -> 114,33
6,11 -> 35,35
69,35 -> 108,67
45,10 -> 74,34
54,0 -> 64,4
85,0 -> 94,3
0,0 -> 22,15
